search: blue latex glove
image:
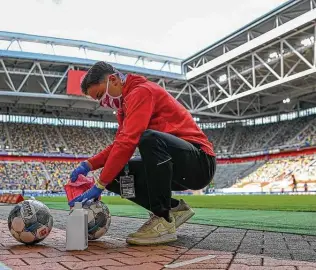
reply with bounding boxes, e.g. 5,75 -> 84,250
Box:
70,161 -> 91,182
68,181 -> 105,207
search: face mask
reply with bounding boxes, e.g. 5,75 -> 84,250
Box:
99,72 -> 125,110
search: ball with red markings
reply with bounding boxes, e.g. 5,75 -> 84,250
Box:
8,200 -> 53,245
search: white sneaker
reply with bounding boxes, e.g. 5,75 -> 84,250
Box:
171,199 -> 195,228
126,214 -> 177,245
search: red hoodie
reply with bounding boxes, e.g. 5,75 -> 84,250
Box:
88,74 -> 215,185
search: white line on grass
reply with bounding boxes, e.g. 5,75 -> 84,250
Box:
0,262 -> 11,270
164,254 -> 217,268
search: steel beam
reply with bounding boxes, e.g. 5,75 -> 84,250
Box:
193,68 -> 316,111
179,98 -> 191,111
208,75 -> 230,98
175,84 -> 189,100
229,64 -> 253,90
0,90 -> 94,101
284,40 -> 314,69
0,67 -> 64,78
189,111 -> 242,120
190,84 -> 210,106
17,63 -> 36,92
285,59 -> 301,77
0,59 -> 15,91
254,53 -> 280,79
36,63 -> 51,94
52,66 -> 73,94
188,85 -> 194,110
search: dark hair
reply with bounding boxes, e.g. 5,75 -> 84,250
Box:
81,61 -> 116,94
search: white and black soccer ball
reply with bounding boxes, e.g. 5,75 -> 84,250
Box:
83,200 -> 111,240
8,200 -> 53,245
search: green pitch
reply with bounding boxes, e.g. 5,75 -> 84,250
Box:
34,195 -> 316,235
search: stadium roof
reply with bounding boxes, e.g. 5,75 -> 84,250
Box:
0,31 -> 184,80
1,0 -> 316,123
183,0 -> 298,64
0,31 -> 182,63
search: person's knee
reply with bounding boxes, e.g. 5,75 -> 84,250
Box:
139,129 -> 157,149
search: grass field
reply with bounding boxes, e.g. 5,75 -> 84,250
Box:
35,194 -> 316,211
33,194 -> 316,235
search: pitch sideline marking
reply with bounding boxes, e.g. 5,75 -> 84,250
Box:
0,262 -> 11,270
164,254 -> 217,268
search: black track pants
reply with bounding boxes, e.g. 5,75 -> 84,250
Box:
106,129 -> 216,214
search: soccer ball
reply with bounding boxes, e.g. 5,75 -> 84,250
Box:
83,200 -> 111,240
8,200 -> 53,245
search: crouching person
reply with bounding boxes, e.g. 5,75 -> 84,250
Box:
68,61 -> 216,245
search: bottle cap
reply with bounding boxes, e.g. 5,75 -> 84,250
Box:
74,202 -> 82,209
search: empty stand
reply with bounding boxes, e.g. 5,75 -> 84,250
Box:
213,161 -> 266,189
233,155 -> 316,192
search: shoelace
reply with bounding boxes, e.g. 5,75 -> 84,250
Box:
137,213 -> 158,231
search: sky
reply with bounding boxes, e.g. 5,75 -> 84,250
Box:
0,0 -> 288,59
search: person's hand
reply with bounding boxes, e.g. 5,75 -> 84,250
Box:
68,180 -> 105,207
70,161 -> 91,182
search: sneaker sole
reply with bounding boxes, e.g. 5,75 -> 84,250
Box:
126,233 -> 177,246
174,209 -> 195,228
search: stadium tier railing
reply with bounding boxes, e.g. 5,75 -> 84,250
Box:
1,143 -> 314,160
0,189 -> 315,198
0,189 -> 119,197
